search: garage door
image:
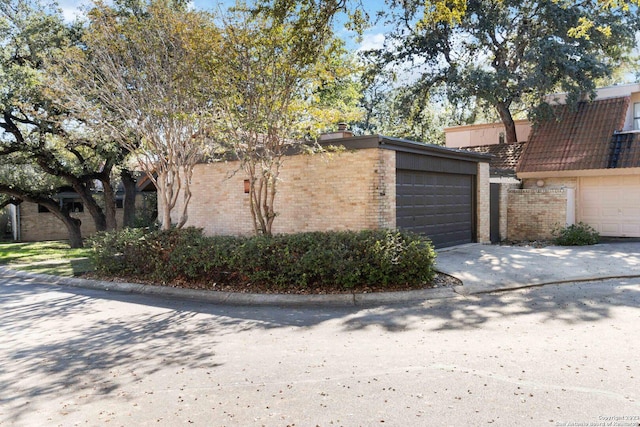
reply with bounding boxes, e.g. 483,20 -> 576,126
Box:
396,170 -> 474,248
579,175 -> 640,237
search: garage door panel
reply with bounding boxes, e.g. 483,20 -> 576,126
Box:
396,170 -> 474,248
578,176 -> 640,237
601,207 -> 620,216
620,207 -> 640,217
621,224 -> 640,234
600,223 -> 621,234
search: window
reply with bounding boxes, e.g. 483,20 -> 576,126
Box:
63,199 -> 84,213
116,198 -> 124,209
634,102 -> 640,130
38,198 -> 83,213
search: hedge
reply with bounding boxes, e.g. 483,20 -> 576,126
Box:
89,228 -> 437,290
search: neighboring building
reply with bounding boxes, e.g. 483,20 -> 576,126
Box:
461,142 -> 526,179
515,88 -> 640,240
445,120 -> 531,148
443,82 -> 640,241
9,178 -> 156,242
173,134 -> 491,248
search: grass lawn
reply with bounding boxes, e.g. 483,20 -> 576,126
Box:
0,241 -> 93,277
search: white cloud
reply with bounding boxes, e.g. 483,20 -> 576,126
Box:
58,0 -> 91,22
60,5 -> 85,22
357,32 -> 385,52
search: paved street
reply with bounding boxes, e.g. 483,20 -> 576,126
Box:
1,275 -> 639,426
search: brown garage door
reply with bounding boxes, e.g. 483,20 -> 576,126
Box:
396,169 -> 474,248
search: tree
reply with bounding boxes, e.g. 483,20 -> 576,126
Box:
0,159 -> 84,247
307,52 -> 364,134
64,0 -> 220,230
373,0 -> 640,143
356,67 -> 457,144
409,0 -> 640,27
213,7 -> 350,236
0,0 -> 136,246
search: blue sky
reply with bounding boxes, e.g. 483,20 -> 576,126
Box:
57,0 -> 390,52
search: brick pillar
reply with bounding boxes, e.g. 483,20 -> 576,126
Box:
476,162 -> 491,244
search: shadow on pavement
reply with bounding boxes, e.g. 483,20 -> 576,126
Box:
1,274 -> 639,424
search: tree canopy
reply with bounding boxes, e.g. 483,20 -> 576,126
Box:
213,5 -> 359,235
0,0 -> 137,246
61,0 -> 222,230
370,0 -> 640,142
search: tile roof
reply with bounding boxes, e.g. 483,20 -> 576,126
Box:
517,97 -> 634,173
461,142 -> 526,176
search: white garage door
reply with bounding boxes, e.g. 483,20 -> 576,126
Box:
579,175 -> 640,237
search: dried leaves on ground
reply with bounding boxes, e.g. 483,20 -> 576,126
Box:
85,272 -> 461,295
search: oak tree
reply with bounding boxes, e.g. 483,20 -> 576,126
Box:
372,0 -> 640,143
0,0 -> 134,246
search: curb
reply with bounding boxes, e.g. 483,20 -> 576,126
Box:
0,267 -> 461,307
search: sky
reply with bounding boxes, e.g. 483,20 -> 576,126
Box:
56,0 -> 390,52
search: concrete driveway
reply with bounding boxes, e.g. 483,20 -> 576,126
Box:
436,241 -> 640,295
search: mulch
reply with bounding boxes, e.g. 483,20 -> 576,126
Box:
84,271 -> 462,295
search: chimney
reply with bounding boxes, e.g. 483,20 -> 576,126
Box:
319,122 -> 354,141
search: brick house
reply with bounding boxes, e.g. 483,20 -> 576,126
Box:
444,83 -> 640,241
175,134 -> 491,248
9,178 -> 156,242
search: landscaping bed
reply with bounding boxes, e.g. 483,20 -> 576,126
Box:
85,270 -> 460,295
88,228 -> 452,294
1,229 -> 460,295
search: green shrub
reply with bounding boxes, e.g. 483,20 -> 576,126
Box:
89,227 -> 242,284
232,230 -> 436,290
552,222 -> 600,246
89,228 -> 437,290
88,227 -> 150,275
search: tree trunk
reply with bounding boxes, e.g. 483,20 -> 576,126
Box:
157,173 -> 172,230
38,200 -> 84,248
175,165 -> 192,229
496,101 -> 518,143
0,185 -> 85,248
101,178 -> 118,231
72,183 -> 108,232
121,169 -> 137,228
56,214 -> 84,248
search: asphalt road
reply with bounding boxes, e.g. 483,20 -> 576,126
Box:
1,275 -> 639,426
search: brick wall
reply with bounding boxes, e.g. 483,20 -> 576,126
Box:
18,202 -> 127,242
507,188 -> 568,241
476,162 -> 491,243
498,182 -> 520,241
180,148 -> 396,236
17,193 -> 151,242
174,147 -> 490,244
